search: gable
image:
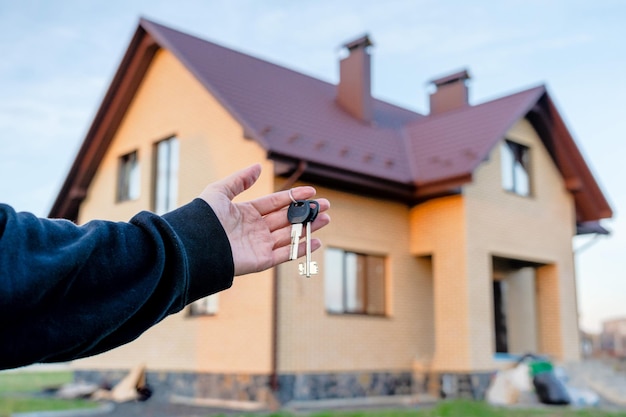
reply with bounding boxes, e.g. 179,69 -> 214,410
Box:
77,48 -> 257,223
404,86 -> 545,197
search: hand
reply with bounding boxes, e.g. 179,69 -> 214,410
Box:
198,164 -> 331,276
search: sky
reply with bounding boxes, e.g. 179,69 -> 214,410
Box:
0,0 -> 624,333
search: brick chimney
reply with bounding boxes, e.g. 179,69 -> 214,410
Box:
429,69 -> 471,115
337,34 -> 373,123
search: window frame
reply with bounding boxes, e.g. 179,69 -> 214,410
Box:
152,136 -> 179,215
501,139 -> 531,197
116,150 -> 140,202
324,247 -> 387,317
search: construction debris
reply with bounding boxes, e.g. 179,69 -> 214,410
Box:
56,364 -> 152,403
486,354 -> 599,407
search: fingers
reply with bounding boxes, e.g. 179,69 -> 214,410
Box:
270,211 -> 331,249
204,163 -> 322,215
255,188 -> 330,267
250,186 -> 317,216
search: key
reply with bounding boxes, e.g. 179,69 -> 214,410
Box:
299,200 -> 319,277
287,200 -> 310,260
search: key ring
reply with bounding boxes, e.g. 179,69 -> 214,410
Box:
288,189 -> 297,204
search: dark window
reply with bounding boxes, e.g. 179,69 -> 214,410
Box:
153,137 -> 179,214
325,248 -> 386,315
117,151 -> 139,202
501,140 -> 530,196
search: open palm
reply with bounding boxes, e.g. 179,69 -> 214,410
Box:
199,164 -> 330,275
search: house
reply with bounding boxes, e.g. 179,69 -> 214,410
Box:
49,18 -> 612,404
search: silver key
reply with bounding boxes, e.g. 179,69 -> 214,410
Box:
298,221 -> 319,277
299,201 -> 319,277
287,201 -> 310,261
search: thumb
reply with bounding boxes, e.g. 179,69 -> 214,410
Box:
211,163 -> 262,201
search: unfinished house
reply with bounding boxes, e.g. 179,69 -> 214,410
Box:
50,18 -> 612,404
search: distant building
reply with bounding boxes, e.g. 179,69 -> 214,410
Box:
50,18 -> 612,404
601,318 -> 626,357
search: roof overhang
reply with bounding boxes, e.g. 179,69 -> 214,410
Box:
269,153 -> 470,204
526,94 -> 613,223
269,153 -> 418,202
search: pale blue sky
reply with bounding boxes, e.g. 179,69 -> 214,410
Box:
1,0 -> 624,332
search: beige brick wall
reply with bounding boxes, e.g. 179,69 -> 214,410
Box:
409,195 -> 471,371
464,118 -> 579,365
74,49 -> 274,373
276,184 -> 435,373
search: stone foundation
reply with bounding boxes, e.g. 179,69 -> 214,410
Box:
74,369 -> 492,405
431,372 -> 493,399
275,371 -> 412,404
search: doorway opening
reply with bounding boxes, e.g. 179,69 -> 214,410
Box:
492,256 -> 543,355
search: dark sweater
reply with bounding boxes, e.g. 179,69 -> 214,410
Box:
0,199 -> 234,370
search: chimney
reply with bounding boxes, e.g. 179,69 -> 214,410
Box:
337,34 -> 373,123
429,69 -> 471,115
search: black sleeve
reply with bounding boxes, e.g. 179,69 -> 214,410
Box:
0,199 -> 234,370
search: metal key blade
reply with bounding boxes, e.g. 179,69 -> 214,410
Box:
305,221 -> 319,277
289,223 -> 303,260
300,200 -> 320,277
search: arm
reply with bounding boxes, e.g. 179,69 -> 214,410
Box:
0,164 -> 330,369
0,200 -> 233,368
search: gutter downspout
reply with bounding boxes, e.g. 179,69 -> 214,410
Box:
270,160 -> 307,393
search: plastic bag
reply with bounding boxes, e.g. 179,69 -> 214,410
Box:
533,371 -> 571,405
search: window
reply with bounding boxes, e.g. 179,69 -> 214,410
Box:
117,151 -> 140,202
153,137 -> 179,214
501,140 -> 530,196
325,248 -> 386,315
189,294 -> 219,316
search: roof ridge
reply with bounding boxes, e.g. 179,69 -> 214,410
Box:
476,83 -> 546,107
139,18 -> 423,113
140,18 -> 333,87
405,84 -> 546,130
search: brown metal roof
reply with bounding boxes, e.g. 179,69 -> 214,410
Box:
49,18 -> 612,224
141,19 -> 421,185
